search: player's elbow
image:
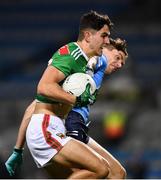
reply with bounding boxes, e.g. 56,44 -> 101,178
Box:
120,166 -> 127,179
116,166 -> 127,179
37,82 -> 47,96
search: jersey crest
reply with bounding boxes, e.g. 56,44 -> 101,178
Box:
59,45 -> 70,55
56,133 -> 66,139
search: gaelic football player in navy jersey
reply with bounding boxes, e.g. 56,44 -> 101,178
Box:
66,38 -> 128,179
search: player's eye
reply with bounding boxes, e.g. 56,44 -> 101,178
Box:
101,33 -> 110,38
115,55 -> 121,61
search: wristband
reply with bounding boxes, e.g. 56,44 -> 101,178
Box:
14,147 -> 24,153
75,96 -> 81,107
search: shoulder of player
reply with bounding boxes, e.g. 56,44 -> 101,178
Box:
68,42 -> 88,62
52,43 -> 76,57
52,42 -> 87,63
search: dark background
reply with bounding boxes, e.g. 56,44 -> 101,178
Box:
0,0 -> 161,178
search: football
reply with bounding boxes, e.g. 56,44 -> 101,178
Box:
62,73 -> 96,96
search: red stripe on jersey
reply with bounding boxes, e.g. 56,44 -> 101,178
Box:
59,45 -> 69,55
42,114 -> 63,151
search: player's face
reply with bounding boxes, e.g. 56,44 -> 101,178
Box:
89,25 -> 110,57
104,49 -> 126,74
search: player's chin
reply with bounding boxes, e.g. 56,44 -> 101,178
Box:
111,68 -> 118,73
109,67 -> 116,74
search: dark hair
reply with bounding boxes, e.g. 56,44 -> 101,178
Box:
78,10 -> 113,40
109,37 -> 128,57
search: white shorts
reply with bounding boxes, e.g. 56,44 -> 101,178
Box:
26,114 -> 72,168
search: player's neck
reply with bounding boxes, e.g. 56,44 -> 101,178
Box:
77,41 -> 94,60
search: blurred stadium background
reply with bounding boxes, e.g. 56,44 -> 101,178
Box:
0,0 -> 161,178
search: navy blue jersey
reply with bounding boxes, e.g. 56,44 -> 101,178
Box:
71,54 -> 108,124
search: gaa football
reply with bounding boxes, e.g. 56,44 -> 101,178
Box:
62,73 -> 96,96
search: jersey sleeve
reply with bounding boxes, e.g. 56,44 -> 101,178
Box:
50,46 -> 74,77
93,55 -> 107,89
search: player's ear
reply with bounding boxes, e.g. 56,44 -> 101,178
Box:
84,31 -> 91,43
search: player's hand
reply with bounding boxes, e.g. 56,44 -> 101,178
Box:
5,148 -> 23,176
90,89 -> 98,105
86,56 -> 98,77
87,56 -> 98,70
75,83 -> 97,107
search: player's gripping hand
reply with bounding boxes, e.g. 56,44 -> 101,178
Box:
75,83 -> 97,107
5,148 -> 23,176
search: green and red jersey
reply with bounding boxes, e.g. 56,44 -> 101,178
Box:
50,42 -> 88,76
36,42 -> 89,103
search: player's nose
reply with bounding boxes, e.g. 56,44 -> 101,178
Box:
117,62 -> 122,68
104,36 -> 110,44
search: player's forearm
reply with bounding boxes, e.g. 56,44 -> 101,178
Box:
37,83 -> 76,106
15,118 -> 29,149
15,101 -> 36,149
37,66 -> 77,106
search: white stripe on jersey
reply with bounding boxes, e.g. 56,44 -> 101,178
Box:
71,48 -> 82,60
75,52 -> 82,60
71,47 -> 80,56
72,49 -> 81,58
74,42 -> 88,61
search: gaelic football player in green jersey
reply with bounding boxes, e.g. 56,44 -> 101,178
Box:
5,40 -> 128,179
5,10 -> 113,179
5,39 -> 128,179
